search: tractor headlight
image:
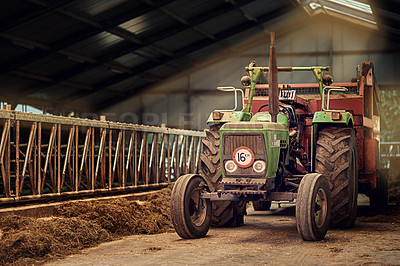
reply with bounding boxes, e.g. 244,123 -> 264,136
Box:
225,160 -> 237,173
253,160 -> 266,173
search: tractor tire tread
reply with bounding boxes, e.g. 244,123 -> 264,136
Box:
315,127 -> 358,229
200,125 -> 246,227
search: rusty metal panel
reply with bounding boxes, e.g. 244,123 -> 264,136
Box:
364,139 -> 378,171
306,97 -> 364,114
353,115 -> 363,126
355,126 -> 364,171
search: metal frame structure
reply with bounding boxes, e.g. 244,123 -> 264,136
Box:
0,106 -> 204,203
0,0 -> 295,113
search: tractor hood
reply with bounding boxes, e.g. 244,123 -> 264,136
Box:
220,120 -> 289,179
250,112 -> 289,127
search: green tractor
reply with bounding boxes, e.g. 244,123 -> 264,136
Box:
171,32 -> 357,241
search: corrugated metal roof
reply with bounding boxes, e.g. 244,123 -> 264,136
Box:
0,0 -> 397,114
107,76 -> 151,93
19,54 -> 78,76
113,52 -> 149,68
166,0 -> 221,20
67,32 -> 125,58
120,9 -> 174,38
198,10 -> 248,35
244,0 -> 287,17
9,13 -> 84,44
69,0 -> 128,16
69,65 -> 116,85
154,28 -> 204,52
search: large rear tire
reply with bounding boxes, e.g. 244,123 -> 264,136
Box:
171,174 -> 211,239
200,125 -> 222,191
200,125 -> 246,227
296,173 -> 331,241
211,201 -> 247,227
315,127 -> 358,228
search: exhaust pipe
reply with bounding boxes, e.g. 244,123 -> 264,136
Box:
268,32 -> 279,123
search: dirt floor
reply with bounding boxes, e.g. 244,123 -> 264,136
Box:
0,188 -> 173,265
46,197 -> 400,266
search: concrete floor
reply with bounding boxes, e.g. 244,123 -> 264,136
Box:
47,197 -> 400,266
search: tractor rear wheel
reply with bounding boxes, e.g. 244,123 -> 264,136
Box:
200,125 -> 246,227
171,174 -> 211,239
200,125 -> 222,191
315,127 -> 358,228
296,173 -> 331,241
252,201 -> 272,211
211,201 -> 247,227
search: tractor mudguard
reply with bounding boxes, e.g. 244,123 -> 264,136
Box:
206,110 -> 252,125
312,111 -> 353,126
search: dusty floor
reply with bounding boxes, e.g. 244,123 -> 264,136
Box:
47,198 -> 400,266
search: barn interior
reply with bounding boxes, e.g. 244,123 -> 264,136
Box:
0,0 -> 400,263
1,0 -> 399,193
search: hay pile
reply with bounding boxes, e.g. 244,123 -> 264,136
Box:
55,186 -> 173,236
0,216 -> 110,265
0,187 -> 173,265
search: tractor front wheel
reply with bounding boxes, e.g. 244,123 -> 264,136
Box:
296,173 -> 331,241
171,174 -> 211,239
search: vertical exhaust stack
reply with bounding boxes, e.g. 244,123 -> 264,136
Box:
268,32 -> 279,123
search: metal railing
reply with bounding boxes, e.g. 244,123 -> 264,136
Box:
0,108 -> 205,202
381,141 -> 400,169
381,142 -> 400,158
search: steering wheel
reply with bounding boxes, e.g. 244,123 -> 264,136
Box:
257,104 -> 290,114
257,104 -> 268,113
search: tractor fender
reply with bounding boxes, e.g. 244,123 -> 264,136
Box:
206,111 -> 252,124
312,111 -> 354,126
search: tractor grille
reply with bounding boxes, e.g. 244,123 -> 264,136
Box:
223,133 -> 265,155
223,124 -> 263,130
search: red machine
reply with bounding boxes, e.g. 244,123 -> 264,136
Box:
244,61 -> 386,206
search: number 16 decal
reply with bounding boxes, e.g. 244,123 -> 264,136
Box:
233,146 -> 255,168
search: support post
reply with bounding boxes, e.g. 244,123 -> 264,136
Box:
268,32 -> 279,123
